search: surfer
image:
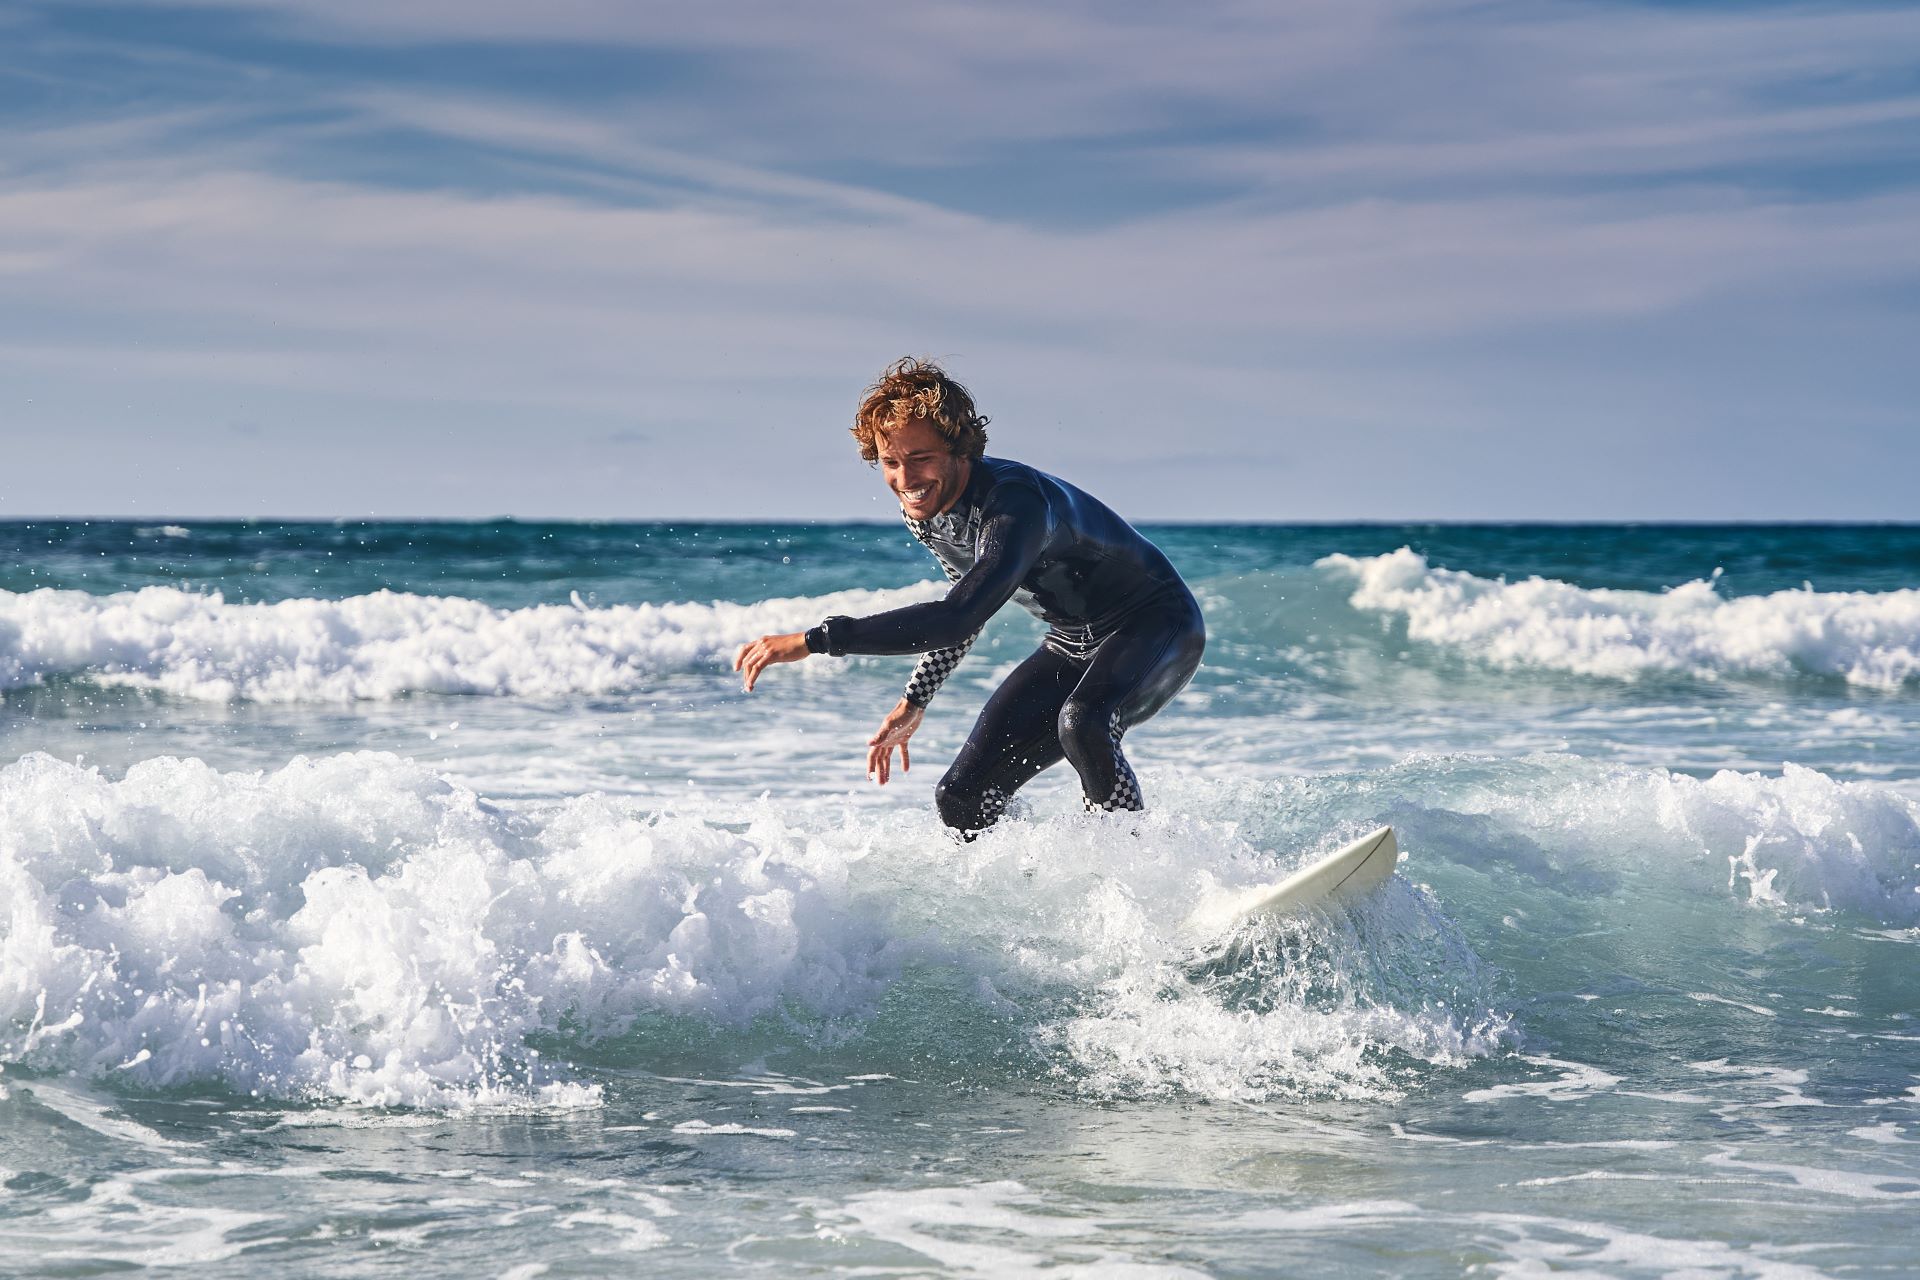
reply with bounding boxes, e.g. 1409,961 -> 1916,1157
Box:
733,357 -> 1205,833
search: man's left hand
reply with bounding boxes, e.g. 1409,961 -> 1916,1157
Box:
866,699 -> 924,785
733,632 -> 810,692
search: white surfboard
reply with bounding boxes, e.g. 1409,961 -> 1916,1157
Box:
1186,826 -> 1399,936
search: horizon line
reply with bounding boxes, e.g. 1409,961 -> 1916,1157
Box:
5,515 -> 1919,529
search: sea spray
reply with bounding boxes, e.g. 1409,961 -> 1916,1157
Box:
0,752 -> 912,1106
3,751 -> 1529,1108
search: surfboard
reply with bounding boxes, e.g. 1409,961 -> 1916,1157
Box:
1186,825 -> 1399,936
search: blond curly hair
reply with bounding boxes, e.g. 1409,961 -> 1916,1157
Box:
850,357 -> 990,463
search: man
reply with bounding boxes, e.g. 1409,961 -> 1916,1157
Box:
733,357 -> 1204,833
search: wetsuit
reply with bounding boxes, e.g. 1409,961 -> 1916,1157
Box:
805,457 -> 1205,832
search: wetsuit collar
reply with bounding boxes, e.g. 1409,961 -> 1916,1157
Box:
950,456 -> 987,513
928,461 -> 986,537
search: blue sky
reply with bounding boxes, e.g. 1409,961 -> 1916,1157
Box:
4,0 -> 1918,519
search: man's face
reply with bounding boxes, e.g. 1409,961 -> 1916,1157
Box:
876,418 -> 970,521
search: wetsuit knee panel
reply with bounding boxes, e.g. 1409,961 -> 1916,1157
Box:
933,776 -> 970,829
935,774 -> 1010,833
1055,695 -> 1113,752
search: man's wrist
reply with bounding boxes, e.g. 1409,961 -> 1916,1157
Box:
802,617 -> 848,656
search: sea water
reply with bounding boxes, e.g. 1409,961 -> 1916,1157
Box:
2,520 -> 1917,1277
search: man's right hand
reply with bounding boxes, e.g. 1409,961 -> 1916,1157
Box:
866,699 -> 925,785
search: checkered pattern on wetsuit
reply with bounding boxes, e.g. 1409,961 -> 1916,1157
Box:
906,508 -> 1146,813
901,512 -> 984,708
1084,709 -> 1145,813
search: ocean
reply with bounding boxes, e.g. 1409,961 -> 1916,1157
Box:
2,519 -> 1917,1277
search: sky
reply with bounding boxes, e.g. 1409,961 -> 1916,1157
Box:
3,0 -> 1918,520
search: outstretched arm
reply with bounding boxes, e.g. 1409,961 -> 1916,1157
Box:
807,487 -> 1048,657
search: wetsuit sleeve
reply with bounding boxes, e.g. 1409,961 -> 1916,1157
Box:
900,634 -> 978,707
805,486 -> 1049,659
898,553 -> 979,708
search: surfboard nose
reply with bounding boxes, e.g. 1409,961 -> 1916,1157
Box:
1185,823 -> 1402,938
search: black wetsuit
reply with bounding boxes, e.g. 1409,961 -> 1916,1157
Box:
806,457 -> 1205,831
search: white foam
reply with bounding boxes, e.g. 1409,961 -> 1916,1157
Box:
1459,1210 -> 1835,1279
1703,1149 -> 1920,1200
553,1210 -> 667,1251
671,1119 -> 795,1138
1429,756 -> 1920,926
652,1074 -> 852,1096
1052,952 -> 1507,1105
1463,1055 -> 1621,1103
919,801 -> 1512,1104
1,741 -> 1904,1116
1689,1060 -> 1834,1114
1688,992 -> 1777,1017
1320,547 -> 1920,688
7,1174 -> 281,1267
20,1080 -> 192,1150
0,751 -> 1510,1109
816,1181 -> 1213,1279
1220,1199 -> 1835,1278
1224,1200 -> 1421,1231
0,751 -> 916,1107
0,581 -> 943,701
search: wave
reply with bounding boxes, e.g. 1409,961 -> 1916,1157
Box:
0,582 -> 943,702
1382,754 -> 1920,925
1319,548 -> 1920,689
6,744 -> 1914,1109
0,750 -> 1509,1109
19,548 -> 1918,705
0,751 -> 907,1107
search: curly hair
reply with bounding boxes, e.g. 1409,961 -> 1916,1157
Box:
850,357 -> 990,463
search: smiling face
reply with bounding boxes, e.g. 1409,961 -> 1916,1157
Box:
876,418 -> 972,521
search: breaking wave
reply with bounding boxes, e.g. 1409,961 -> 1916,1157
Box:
0,582 -> 943,702
5,746 -> 1915,1110
1320,548 -> 1920,688
0,751 -> 1510,1109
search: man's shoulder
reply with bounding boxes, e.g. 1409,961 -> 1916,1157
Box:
975,457 -> 1052,507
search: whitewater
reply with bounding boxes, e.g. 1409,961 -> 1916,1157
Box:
2,520 -> 1917,1277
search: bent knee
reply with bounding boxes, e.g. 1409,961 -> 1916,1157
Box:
933,777 -> 969,829
1057,697 -> 1117,750
935,777 -> 1002,832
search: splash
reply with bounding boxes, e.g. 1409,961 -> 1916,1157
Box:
0,752 -> 1511,1108
0,752 -> 914,1106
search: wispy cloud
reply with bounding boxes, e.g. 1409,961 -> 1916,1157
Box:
5,0 -> 1918,517
1173,97 -> 1920,192
7,112 -> 1911,358
63,0 -> 1920,159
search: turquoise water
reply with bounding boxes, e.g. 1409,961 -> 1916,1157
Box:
3,521 -> 1917,1276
